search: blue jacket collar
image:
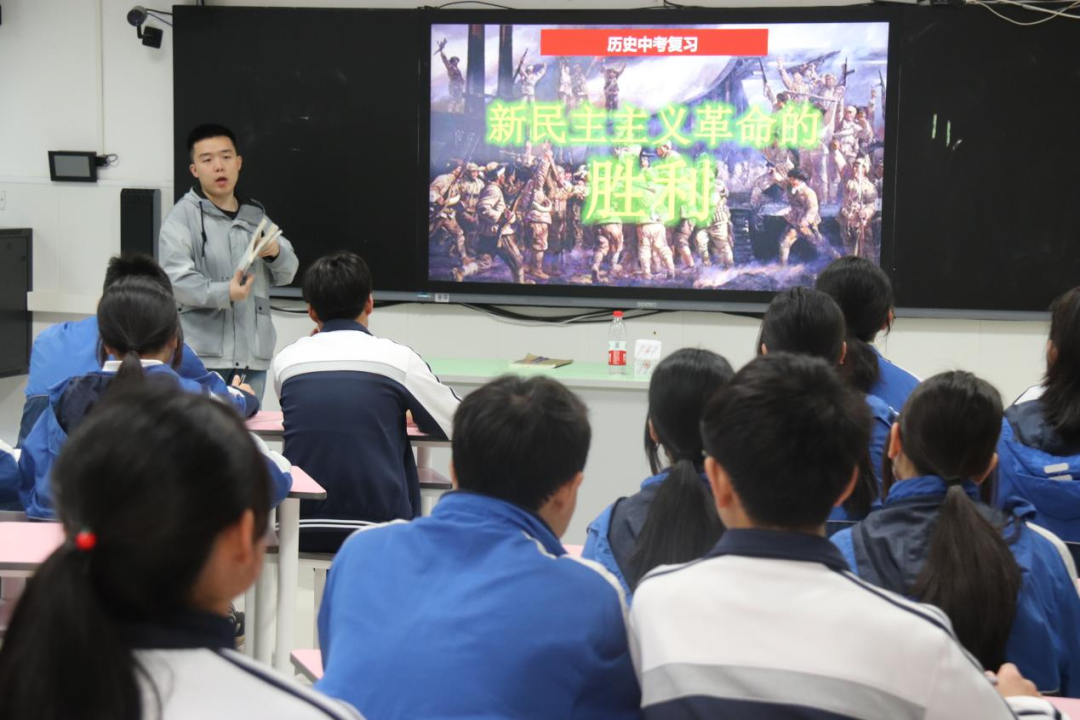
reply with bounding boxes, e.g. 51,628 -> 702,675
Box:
885,475 -> 980,503
320,319 -> 372,335
707,528 -> 849,571
122,609 -> 234,651
433,491 -> 565,557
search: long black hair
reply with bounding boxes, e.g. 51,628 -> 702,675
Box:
628,349 -> 734,588
757,287 -> 877,517
96,276 -> 184,390
0,386 -> 271,720
1042,286 -> 1080,444
886,371 -> 1021,671
816,256 -> 894,394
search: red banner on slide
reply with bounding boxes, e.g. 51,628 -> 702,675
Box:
540,28 -> 769,57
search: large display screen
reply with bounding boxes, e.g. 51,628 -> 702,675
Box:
427,19 -> 891,296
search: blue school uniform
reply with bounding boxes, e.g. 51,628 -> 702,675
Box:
998,392 -> 1080,544
3,361 -> 289,519
583,469 -> 711,599
19,316 -> 257,445
828,393 -> 896,522
317,491 -> 640,720
869,346 -> 920,413
832,475 -> 1080,696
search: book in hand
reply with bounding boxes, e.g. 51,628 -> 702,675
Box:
237,217 -> 282,278
510,354 -> 573,369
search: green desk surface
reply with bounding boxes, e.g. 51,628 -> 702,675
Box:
428,357 -> 651,390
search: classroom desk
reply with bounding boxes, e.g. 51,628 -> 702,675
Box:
1049,697 -> 1080,715
426,357 -> 651,392
246,466 -> 327,675
0,521 -> 64,577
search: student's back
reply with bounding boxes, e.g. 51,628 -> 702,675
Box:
817,256 -> 920,411
996,288 -> 1080,544
272,253 -> 458,551
584,348 -> 733,597
317,376 -> 639,720
0,385 -> 361,720
630,354 -> 1061,720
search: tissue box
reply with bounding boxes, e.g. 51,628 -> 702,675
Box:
634,339 -> 662,378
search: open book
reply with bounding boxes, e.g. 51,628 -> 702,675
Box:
510,354 -> 573,369
237,217 -> 282,279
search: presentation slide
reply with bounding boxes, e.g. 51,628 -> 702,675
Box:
428,21 -> 889,291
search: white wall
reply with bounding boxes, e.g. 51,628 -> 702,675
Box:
0,0 -> 1052,543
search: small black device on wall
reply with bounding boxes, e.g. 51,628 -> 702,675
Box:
48,151 -> 103,183
120,188 -> 161,259
0,229 -> 33,378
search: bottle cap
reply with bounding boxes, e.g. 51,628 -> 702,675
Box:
613,311 -> 623,318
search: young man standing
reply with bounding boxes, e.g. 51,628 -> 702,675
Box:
272,252 -> 460,552
629,353 -> 1060,720
159,124 -> 298,402
316,375 -> 640,720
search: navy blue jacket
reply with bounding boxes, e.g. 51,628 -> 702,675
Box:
999,391 -> 1080,544
832,475 -> 1080,696
2,361 -> 290,519
317,491 -> 640,720
272,320 -> 459,547
20,316 -> 257,445
828,392 -> 896,522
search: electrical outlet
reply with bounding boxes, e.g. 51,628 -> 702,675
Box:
0,191 -> 6,211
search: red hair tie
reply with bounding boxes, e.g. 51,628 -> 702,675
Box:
74,530 -> 97,552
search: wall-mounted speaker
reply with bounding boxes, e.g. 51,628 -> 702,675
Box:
120,188 -> 161,259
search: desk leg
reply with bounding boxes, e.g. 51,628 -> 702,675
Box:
243,585 -> 257,658
255,510 -> 276,665
416,445 -> 432,469
274,497 -> 300,674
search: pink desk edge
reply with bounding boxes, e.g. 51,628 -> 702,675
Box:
246,410 -> 434,439
0,522 -> 64,570
1050,697 -> 1080,714
288,467 -> 326,500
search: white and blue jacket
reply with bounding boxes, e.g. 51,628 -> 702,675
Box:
583,469 -> 712,599
316,491 -> 641,720
832,475 -> 1080,696
998,387 -> 1080,545
869,345 -> 920,414
631,528 -> 1064,720
828,392 -> 896,522
272,319 -> 459,545
1,361 -> 290,519
20,316 -> 257,444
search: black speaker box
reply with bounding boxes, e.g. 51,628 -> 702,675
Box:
0,229 -> 32,377
120,188 -> 161,259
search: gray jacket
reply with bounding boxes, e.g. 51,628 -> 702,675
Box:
159,189 -> 298,371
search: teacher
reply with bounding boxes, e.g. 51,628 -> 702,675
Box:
159,124 -> 298,403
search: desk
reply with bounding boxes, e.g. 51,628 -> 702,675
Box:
1049,697 -> 1080,715
0,522 -> 64,577
246,466 -> 327,675
291,648 -> 325,683
427,358 -> 651,392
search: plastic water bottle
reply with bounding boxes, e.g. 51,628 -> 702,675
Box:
608,311 -> 627,375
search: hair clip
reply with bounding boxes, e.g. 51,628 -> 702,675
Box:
74,530 -> 97,552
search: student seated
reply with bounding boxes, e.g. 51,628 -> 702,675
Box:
998,286 -> 1080,546
629,353 -> 1060,719
816,256 -> 920,411
0,386 -> 362,720
271,252 -> 460,552
758,287 -> 893,520
316,376 -> 640,720
1,276 -> 290,519
831,371 -> 1080,696
19,253 -> 258,446
583,348 -> 733,597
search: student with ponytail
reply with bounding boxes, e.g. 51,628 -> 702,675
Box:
816,256 -> 920,410
0,387 -> 362,720
0,276 -> 291,519
998,286 -> 1080,546
756,287 -> 894,520
583,348 -> 734,595
832,371 -> 1080,696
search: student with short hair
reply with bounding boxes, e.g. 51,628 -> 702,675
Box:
831,370 -> 1080,696
271,251 -> 460,552
160,124 -> 299,402
998,286 -> 1080,546
316,375 -> 640,720
1,277 -> 291,519
629,353 -> 1060,719
757,286 -> 894,520
18,253 -> 258,447
816,256 -> 920,410
0,386 -> 363,720
584,348 -> 733,596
